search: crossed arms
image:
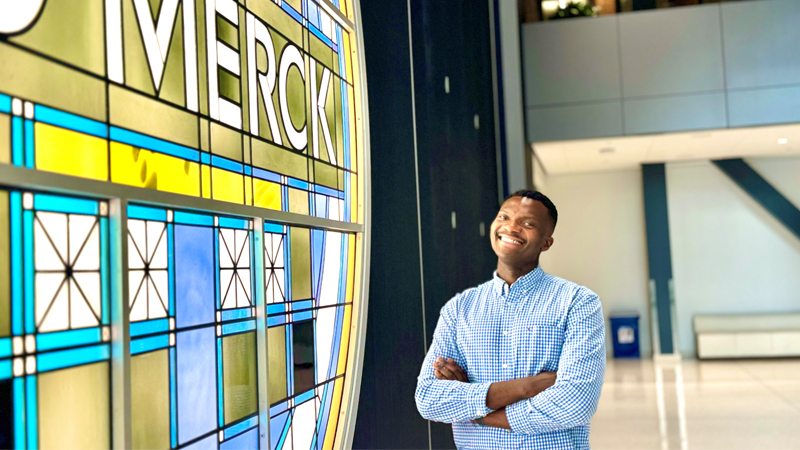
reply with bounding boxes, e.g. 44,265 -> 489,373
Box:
433,357 -> 556,429
414,290 -> 606,434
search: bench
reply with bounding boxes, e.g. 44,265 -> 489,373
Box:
694,313 -> 800,359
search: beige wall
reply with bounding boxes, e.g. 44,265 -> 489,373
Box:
539,169 -> 652,356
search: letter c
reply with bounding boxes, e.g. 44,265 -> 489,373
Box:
0,0 -> 46,34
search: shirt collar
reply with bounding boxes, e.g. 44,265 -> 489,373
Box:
492,265 -> 545,296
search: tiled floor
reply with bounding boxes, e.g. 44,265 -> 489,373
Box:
590,358 -> 800,450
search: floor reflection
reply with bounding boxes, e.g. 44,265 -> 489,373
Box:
591,358 -> 800,450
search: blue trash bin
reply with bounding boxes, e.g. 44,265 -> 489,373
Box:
609,314 -> 640,358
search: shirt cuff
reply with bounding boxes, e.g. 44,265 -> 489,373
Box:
505,399 -> 537,434
467,382 -> 494,418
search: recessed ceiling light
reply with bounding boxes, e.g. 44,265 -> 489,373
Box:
778,138 -> 789,145
599,147 -> 615,154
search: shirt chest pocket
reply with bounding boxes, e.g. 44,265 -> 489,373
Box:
519,324 -> 564,370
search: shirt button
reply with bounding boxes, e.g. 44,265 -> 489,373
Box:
503,331 -> 509,336
502,364 -> 509,369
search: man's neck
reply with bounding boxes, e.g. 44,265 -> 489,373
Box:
496,259 -> 539,286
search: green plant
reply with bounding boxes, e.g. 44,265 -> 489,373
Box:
551,2 -> 600,20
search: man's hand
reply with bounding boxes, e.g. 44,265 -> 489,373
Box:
433,357 -> 468,382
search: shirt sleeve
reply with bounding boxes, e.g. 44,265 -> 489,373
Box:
415,298 -> 494,423
505,289 -> 606,434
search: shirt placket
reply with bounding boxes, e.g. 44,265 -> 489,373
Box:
500,283 -> 515,379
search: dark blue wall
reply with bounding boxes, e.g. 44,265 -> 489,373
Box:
355,1 -> 499,448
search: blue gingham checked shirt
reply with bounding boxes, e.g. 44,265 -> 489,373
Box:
415,266 -> 606,449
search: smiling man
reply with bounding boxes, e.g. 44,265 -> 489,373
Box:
415,190 -> 605,450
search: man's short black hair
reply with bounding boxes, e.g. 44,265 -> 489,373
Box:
506,190 -> 558,229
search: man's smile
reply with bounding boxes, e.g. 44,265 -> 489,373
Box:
496,233 -> 525,246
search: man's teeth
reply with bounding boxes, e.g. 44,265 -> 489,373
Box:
499,235 -> 523,245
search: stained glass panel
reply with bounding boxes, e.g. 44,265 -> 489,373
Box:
1,0 -> 366,447
265,223 -> 355,450
0,0 -> 362,224
0,189 -> 111,449
127,204 -> 260,449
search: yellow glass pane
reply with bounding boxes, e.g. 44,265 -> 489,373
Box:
245,176 -> 253,205
337,305 -> 352,376
110,142 -> 200,196
350,174 -> 358,224
345,235 -> 355,304
347,85 -> 357,172
131,350 -> 170,450
202,164 -> 212,198
222,332 -> 258,424
0,112 -> 9,164
38,361 -> 110,450
288,188 -> 309,216
267,326 -> 287,404
254,179 -> 281,211
290,227 -> 311,300
211,168 -> 244,204
35,123 -> 108,181
322,378 -> 344,450
0,190 -> 9,337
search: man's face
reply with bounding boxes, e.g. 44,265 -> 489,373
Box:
490,196 -> 554,267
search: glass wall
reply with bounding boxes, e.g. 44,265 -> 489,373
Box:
0,0 -> 368,449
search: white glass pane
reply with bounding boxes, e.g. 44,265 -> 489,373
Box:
147,275 -> 168,318
329,197 -> 340,221
37,212 -> 68,265
219,229 -> 235,268
72,220 -> 100,271
34,218 -> 65,271
68,214 -> 97,267
73,272 -> 101,319
150,270 -> 169,317
146,221 -> 167,267
235,270 -> 251,307
129,270 -> 148,322
220,269 -> 235,309
293,399 -> 316,450
70,277 -> 99,328
128,234 -> 145,269
318,232 -> 342,307
235,230 -> 250,267
128,220 -> 147,269
38,276 -> 69,332
35,273 -> 66,329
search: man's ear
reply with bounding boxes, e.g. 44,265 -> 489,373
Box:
541,236 -> 554,252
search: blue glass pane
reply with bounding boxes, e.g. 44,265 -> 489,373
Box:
218,217 -> 248,230
175,225 -> 215,328
34,105 -> 107,138
36,327 -> 102,351
182,434 -> 217,450
223,416 -> 258,440
127,205 -> 167,221
269,411 -> 290,450
177,328 -> 216,445
33,194 -> 98,215
311,230 -> 324,298
221,427 -> 258,450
